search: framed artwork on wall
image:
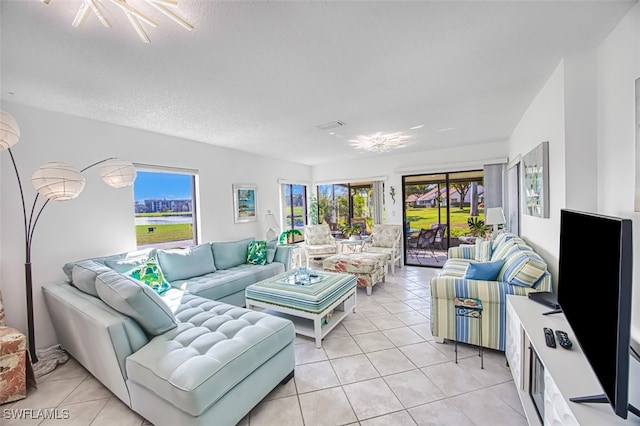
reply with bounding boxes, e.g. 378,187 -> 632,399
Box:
522,141 -> 550,218
233,184 -> 258,223
635,77 -> 640,212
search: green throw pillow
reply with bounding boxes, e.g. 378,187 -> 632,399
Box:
247,240 -> 268,265
127,261 -> 171,294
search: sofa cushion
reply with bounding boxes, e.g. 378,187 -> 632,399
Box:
266,238 -> 277,263
439,258 -> 472,278
126,261 -> 171,295
211,238 -> 254,270
171,263 -> 285,301
491,238 -> 531,261
95,270 -> 177,336
63,248 -> 156,281
70,260 -> 113,297
498,248 -> 548,287
464,259 -> 505,281
157,244 -> 216,282
247,241 -> 267,265
125,293 -> 295,417
104,250 -> 154,273
474,239 -> 493,262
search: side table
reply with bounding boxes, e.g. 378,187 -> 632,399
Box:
454,297 -> 484,369
279,243 -> 303,269
337,239 -> 363,253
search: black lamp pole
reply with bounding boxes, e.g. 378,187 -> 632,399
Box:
6,149 -> 117,364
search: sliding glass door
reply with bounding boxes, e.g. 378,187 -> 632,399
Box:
403,170 -> 484,267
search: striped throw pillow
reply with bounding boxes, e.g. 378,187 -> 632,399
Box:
474,239 -> 493,262
499,249 -> 547,287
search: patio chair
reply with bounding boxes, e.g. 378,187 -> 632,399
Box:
434,223 -> 448,250
303,224 -> 339,267
362,224 -> 402,275
407,227 -> 439,263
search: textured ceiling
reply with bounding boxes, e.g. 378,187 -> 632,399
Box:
0,0 -> 636,166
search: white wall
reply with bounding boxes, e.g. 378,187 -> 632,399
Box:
0,102 -> 311,348
596,3 -> 640,340
508,61 -> 567,284
508,2 -> 640,340
312,141 -> 509,226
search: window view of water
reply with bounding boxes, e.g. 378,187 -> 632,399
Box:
135,215 -> 193,225
133,171 -> 197,248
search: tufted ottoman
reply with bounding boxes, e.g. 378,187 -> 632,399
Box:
124,292 -> 295,426
323,253 -> 387,295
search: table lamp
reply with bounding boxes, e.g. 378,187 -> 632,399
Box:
485,207 -> 506,239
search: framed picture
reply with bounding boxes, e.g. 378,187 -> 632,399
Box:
233,184 -> 258,223
635,77 -> 640,212
522,141 -> 549,218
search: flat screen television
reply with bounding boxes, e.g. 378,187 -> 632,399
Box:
557,209 -> 636,419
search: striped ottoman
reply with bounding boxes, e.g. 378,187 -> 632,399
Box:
246,270 -> 357,348
323,253 -> 387,295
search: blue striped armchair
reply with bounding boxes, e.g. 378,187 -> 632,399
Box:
430,233 -> 551,351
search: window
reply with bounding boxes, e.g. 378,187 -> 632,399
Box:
281,183 -> 306,243
317,182 -> 374,235
133,169 -> 198,249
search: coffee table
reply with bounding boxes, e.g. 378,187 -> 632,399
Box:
245,269 -> 357,348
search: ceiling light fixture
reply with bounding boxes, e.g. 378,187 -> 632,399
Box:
40,0 -> 193,43
349,132 -> 411,153
410,125 -> 424,130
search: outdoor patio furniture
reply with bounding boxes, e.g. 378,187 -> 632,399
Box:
303,224 -> 339,267
361,224 -> 402,275
407,227 -> 439,263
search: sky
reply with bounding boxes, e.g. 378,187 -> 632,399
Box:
134,171 -> 192,201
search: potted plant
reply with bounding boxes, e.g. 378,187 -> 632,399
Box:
339,223 -> 362,241
279,229 -> 302,244
467,217 -> 492,240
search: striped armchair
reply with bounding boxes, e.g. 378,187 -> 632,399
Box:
430,233 -> 551,351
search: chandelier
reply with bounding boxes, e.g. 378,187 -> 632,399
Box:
41,0 -> 193,43
349,132 -> 411,153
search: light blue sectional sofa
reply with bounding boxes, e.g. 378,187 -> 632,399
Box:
43,237 -> 295,426
430,232 -> 551,351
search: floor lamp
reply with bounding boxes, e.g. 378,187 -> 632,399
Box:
0,109 -> 137,363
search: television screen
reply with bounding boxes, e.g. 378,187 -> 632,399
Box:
557,209 -> 633,419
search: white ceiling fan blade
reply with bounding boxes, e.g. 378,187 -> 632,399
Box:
72,1 -> 92,28
89,0 -> 112,28
125,12 -> 150,43
147,1 -> 192,31
110,0 -> 157,27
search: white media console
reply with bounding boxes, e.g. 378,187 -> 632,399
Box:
505,295 -> 640,425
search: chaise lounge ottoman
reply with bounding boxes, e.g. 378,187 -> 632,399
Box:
323,253 -> 387,295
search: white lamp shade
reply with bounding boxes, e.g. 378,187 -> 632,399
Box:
99,158 -> 137,188
31,162 -> 85,201
0,109 -> 21,150
485,207 -> 506,225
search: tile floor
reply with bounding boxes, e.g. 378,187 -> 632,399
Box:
2,265 -> 527,426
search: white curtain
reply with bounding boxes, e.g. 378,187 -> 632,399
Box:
372,181 -> 384,224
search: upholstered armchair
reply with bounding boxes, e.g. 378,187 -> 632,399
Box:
303,224 -> 339,267
362,224 -> 402,275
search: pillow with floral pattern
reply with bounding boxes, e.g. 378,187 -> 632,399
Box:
247,240 -> 268,265
126,261 -> 171,295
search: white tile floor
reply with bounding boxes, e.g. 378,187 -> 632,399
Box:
2,265 -> 527,426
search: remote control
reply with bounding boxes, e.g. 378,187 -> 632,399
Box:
555,330 -> 572,349
544,327 -> 556,348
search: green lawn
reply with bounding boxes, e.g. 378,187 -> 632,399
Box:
136,224 -> 193,245
405,207 -> 483,237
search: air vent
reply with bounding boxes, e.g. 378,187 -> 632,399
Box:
316,120 -> 346,130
